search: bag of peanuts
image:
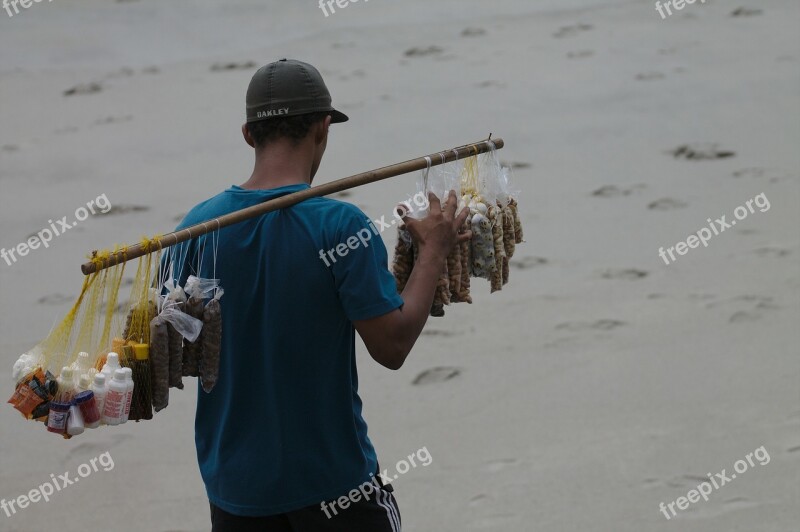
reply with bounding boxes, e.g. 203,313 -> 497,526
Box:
392,142 -> 525,316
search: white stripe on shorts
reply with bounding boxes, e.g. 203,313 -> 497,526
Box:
376,488 -> 400,532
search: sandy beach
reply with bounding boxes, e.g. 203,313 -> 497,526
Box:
1,0 -> 798,530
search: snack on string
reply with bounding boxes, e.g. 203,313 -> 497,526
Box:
488,204 -> 505,293
389,142 -> 524,315
391,227 -> 414,294
149,315 -> 170,413
447,237 -> 462,302
181,277 -> 206,378
129,344 -> 153,421
200,288 -> 223,393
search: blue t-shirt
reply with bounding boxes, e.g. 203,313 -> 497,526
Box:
169,183 -> 403,516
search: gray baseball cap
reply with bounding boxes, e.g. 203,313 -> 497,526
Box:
245,59 -> 349,124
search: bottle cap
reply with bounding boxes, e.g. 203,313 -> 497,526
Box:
61,367 -> 74,380
78,374 -> 91,389
123,368 -> 133,380
50,401 -> 71,411
133,343 -> 149,360
74,390 -> 94,404
113,369 -> 126,381
107,352 -> 120,367
93,373 -> 106,386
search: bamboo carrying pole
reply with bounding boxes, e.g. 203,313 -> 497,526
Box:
81,137 -> 504,275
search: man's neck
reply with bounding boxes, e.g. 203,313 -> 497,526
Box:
240,139 -> 315,190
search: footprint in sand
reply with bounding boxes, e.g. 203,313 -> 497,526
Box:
732,167 -> 791,183
483,458 -> 518,473
421,329 -> 457,338
54,125 -> 80,134
105,67 -> 135,79
600,268 -> 648,280
786,445 -> 800,454
500,161 -> 531,170
337,69 -> 365,81
469,494 -> 491,506
670,143 -> 736,161
510,256 -> 547,270
1,144 -> 19,152
647,198 -> 687,210
461,28 -> 487,37
729,311 -> 762,323
94,115 -> 133,126
706,294 -> 778,309
210,61 -> 257,72
404,46 -> 444,58
37,293 -> 74,305
102,204 -> 150,216
412,367 -> 461,386
591,184 -> 646,197
686,497 -> 759,519
646,474 -> 708,490
567,50 -> 594,59
705,294 -> 778,323
552,24 -> 593,39
732,167 -> 767,178
474,80 -> 507,89
64,82 -> 103,96
555,319 -> 626,332
752,246 -> 791,258
635,72 -> 665,81
731,7 -> 763,17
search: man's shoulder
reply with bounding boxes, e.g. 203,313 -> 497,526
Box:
175,190 -> 233,230
301,197 -> 368,224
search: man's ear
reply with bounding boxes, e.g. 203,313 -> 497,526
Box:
314,115 -> 332,145
242,123 -> 256,148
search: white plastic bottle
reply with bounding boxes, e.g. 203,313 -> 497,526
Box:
74,351 -> 91,374
57,367 -> 76,399
121,368 -> 135,423
101,352 -> 121,383
67,403 -> 85,436
102,369 -> 128,426
91,373 -> 108,423
77,374 -> 92,393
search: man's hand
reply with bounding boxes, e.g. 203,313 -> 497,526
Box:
400,190 -> 472,265
354,191 -> 471,370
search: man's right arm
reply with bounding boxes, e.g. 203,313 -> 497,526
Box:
354,191 -> 471,370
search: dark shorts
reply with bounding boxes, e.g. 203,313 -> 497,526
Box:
210,475 -> 401,532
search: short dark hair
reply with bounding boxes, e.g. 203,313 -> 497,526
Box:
246,112 -> 328,148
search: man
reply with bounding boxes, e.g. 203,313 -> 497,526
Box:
172,59 -> 470,531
